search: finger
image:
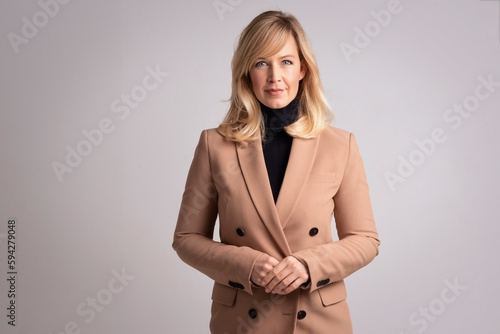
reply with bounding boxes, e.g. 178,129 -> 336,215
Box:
264,266 -> 293,293
277,282 -> 299,295
268,272 -> 296,294
277,275 -> 309,295
267,257 -> 309,294
262,256 -> 299,287
269,266 -> 306,294
269,257 -> 280,266
261,260 -> 287,288
251,255 -> 280,285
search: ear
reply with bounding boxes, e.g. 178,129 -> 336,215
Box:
299,60 -> 307,80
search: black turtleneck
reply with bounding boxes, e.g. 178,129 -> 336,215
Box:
260,98 -> 299,203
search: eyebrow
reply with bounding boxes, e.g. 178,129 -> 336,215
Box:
256,54 -> 297,60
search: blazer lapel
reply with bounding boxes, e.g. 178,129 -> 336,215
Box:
236,138 -> 291,256
276,136 -> 320,227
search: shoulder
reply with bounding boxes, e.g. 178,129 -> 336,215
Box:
322,125 -> 351,137
319,125 -> 353,146
196,128 -> 238,153
197,128 -> 226,144
316,126 -> 366,162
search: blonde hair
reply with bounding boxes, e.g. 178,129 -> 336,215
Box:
217,10 -> 333,145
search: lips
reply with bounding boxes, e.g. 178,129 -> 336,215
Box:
265,88 -> 284,96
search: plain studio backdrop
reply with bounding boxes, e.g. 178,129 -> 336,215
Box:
1,0 -> 499,333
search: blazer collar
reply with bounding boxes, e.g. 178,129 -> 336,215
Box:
276,136 -> 319,227
236,134 -> 320,256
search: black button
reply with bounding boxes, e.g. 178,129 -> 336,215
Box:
248,308 -> 258,319
236,228 -> 245,236
309,227 -> 319,236
297,310 -> 307,320
228,281 -> 244,289
316,278 -> 330,287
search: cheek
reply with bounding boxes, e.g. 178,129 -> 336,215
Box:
287,75 -> 301,89
286,69 -> 302,86
249,72 -> 264,89
251,78 -> 267,98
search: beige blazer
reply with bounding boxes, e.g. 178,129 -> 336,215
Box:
173,126 -> 380,334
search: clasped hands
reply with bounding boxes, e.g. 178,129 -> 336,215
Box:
250,253 -> 310,295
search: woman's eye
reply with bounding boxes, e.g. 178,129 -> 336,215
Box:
255,61 -> 267,67
282,60 -> 292,65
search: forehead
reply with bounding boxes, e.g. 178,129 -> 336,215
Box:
258,34 -> 299,58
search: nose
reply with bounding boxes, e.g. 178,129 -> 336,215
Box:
267,65 -> 282,83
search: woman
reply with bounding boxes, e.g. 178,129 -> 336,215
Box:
173,10 -> 380,334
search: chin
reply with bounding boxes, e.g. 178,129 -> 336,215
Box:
264,100 -> 289,109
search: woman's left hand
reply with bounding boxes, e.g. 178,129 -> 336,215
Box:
261,256 -> 310,295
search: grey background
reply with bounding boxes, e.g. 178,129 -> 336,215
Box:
1,0 -> 499,333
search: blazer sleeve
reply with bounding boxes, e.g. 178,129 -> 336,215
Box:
292,133 -> 380,293
172,130 -> 263,295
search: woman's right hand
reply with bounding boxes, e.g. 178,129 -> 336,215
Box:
251,253 -> 280,287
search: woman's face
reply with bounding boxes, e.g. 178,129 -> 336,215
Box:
249,35 -> 306,109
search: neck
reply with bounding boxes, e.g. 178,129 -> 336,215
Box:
260,98 -> 299,131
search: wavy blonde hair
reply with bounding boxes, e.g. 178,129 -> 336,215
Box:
217,10 -> 333,145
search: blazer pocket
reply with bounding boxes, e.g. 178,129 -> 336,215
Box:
307,173 -> 336,184
211,282 -> 237,307
317,280 -> 347,306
